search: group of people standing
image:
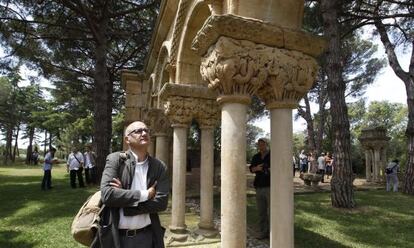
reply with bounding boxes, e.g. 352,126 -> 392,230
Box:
66,145 -> 97,188
40,145 -> 97,190
298,150 -> 334,182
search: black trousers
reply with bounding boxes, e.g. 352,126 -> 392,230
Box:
70,168 -> 85,188
41,170 -> 52,189
119,228 -> 153,248
85,167 -> 97,185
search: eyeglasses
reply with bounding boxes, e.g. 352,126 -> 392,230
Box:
127,128 -> 150,136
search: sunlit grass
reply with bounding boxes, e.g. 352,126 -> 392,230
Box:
1,164 -> 414,247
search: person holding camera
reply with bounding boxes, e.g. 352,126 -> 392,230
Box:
249,138 -> 271,240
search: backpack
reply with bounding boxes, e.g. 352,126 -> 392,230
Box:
385,164 -> 397,175
71,191 -> 105,246
71,152 -> 128,246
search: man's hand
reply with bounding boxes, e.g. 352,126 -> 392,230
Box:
109,178 -> 122,188
148,181 -> 158,200
252,164 -> 264,172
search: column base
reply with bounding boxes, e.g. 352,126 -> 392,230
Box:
169,224 -> 188,234
167,225 -> 189,244
195,224 -> 219,238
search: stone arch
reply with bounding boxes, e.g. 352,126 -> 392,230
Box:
153,43 -> 171,91
175,0 -> 211,85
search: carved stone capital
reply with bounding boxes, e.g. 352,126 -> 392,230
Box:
164,96 -> 194,127
195,99 -> 220,129
200,37 -> 269,98
257,49 -> 319,109
200,36 -> 319,107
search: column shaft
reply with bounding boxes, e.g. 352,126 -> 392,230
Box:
373,149 -> 380,182
365,151 -> 371,182
170,126 -> 187,232
221,103 -> 247,248
199,128 -> 215,230
270,108 -> 294,248
149,137 -> 156,157
155,134 -> 169,165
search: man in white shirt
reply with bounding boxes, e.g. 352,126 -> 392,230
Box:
317,152 -> 326,183
67,147 -> 85,188
100,121 -> 169,248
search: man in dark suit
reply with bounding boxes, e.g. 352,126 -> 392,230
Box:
100,121 -> 169,248
249,138 -> 270,240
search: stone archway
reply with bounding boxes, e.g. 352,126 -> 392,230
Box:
123,1 -> 325,247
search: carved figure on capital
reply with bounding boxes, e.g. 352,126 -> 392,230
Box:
194,99 -> 220,129
164,96 -> 194,127
200,36 -> 319,107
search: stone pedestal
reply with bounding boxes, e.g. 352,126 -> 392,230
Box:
197,127 -> 217,234
169,125 -> 188,233
220,101 -> 248,248
270,108 -> 294,248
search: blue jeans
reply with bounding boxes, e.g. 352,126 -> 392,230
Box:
386,174 -> 398,192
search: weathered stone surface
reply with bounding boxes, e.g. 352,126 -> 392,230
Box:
200,36 -> 319,107
192,14 -> 326,58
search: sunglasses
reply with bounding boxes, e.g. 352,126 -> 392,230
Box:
127,128 -> 150,136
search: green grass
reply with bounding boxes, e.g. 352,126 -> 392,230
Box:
0,164 -> 96,248
246,191 -> 414,247
1,164 -> 414,248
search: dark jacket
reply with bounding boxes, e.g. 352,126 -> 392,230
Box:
99,151 -> 169,248
249,151 -> 271,188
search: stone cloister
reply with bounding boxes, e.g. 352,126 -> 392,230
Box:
121,1 -> 325,247
359,127 -> 390,183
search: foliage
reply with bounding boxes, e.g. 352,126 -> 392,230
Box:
246,123 -> 266,162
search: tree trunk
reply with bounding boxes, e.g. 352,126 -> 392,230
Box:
93,20 -> 113,182
13,126 -> 19,162
44,130 -> 48,155
374,20 -> 414,194
26,127 -> 35,164
321,0 -> 355,208
49,133 -> 53,150
5,127 -> 13,164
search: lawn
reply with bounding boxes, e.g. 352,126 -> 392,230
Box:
1,164 -> 414,248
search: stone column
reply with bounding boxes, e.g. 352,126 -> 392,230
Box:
194,100 -> 220,237
373,149 -> 380,182
164,97 -> 193,236
148,137 -> 156,156
269,108 -> 294,248
365,150 -> 371,182
121,70 -> 144,150
169,125 -> 188,233
221,101 -> 248,248
155,134 -> 169,165
194,14 -> 323,248
197,126 -> 217,235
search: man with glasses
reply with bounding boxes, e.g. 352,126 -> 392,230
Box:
100,121 -> 170,248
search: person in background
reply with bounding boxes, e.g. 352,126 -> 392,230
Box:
84,144 -> 97,186
385,159 -> 400,192
249,138 -> 270,240
41,147 -> 57,190
299,150 -> 308,174
317,152 -> 326,183
67,146 -> 85,188
325,152 -> 333,180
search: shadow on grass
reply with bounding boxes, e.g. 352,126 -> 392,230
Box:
0,230 -> 37,248
294,191 -> 414,248
294,226 -> 348,248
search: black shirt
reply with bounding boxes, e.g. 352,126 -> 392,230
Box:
249,151 -> 271,188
